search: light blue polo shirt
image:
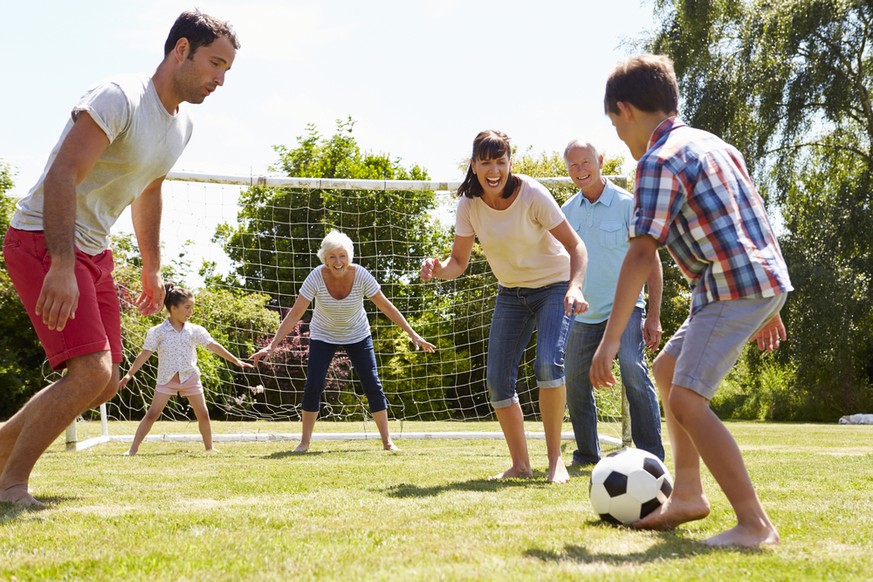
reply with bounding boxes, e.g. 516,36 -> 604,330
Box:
561,180 -> 645,324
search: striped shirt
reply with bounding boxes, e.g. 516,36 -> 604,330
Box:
299,265 -> 381,344
630,117 -> 792,315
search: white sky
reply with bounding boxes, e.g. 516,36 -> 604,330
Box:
1,0 -> 657,192
0,1 -> 659,284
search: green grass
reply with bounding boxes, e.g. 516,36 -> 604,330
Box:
1,421 -> 871,580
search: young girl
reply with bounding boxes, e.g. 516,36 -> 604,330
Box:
119,285 -> 253,455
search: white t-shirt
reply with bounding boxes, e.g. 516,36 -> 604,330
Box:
12,73 -> 193,255
455,174 -> 570,288
142,320 -> 214,386
299,265 -> 381,344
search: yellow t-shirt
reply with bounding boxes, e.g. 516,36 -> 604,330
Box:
454,174 -> 570,288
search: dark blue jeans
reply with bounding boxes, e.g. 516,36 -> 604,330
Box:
565,307 -> 664,464
303,336 -> 388,413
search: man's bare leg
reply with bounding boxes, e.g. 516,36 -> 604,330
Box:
0,352 -> 114,506
539,385 -> 569,483
491,402 -> 532,479
634,351 -> 710,530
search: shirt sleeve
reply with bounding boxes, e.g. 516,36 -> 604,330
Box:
454,196 -> 475,237
357,266 -> 381,298
72,81 -> 131,144
142,325 -> 159,352
629,156 -> 687,244
193,324 -> 215,347
299,268 -> 320,301
527,179 -> 565,231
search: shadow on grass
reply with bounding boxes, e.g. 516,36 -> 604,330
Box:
525,527 -> 772,564
264,449 -> 327,460
383,475 -> 555,498
0,496 -> 74,522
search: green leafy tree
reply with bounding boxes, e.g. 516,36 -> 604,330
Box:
0,162 -> 46,419
649,0 -> 873,419
214,119 -> 465,418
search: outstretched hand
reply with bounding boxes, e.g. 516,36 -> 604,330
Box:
410,334 -> 436,353
251,347 -> 273,366
752,314 -> 787,352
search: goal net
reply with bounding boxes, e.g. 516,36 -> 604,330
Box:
64,173 -> 630,450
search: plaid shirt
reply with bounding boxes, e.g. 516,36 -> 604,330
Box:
630,117 -> 792,315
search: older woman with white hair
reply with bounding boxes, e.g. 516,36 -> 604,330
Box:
252,230 -> 435,452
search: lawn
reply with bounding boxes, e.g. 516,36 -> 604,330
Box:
1,421 -> 871,580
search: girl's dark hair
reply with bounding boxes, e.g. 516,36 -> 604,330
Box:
164,283 -> 194,311
163,9 -> 240,58
457,130 -> 520,199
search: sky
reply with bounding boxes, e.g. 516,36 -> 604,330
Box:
0,1 -> 659,283
1,0 -> 659,192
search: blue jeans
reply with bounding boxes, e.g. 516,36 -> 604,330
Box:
303,337 -> 388,413
565,307 -> 664,463
486,282 -> 573,408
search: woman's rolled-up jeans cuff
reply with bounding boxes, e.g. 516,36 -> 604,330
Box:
491,394 -> 520,409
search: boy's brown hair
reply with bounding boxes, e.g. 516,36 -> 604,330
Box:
604,54 -> 680,115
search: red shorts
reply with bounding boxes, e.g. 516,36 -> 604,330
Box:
3,227 -> 122,370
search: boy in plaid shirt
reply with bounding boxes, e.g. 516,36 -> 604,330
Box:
590,54 -> 792,547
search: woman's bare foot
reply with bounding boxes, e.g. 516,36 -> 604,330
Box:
547,459 -> 570,484
292,442 -> 310,453
488,466 -> 534,480
383,442 -> 400,451
123,450 -> 136,456
705,523 -> 780,547
633,495 -> 711,530
0,485 -> 44,507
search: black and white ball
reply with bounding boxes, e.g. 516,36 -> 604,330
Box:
589,448 -> 673,525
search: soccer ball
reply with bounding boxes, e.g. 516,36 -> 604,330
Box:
589,448 -> 673,525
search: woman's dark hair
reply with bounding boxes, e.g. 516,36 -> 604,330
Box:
164,283 -> 194,311
457,130 -> 520,199
163,9 -> 241,58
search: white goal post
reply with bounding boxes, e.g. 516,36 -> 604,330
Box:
66,172 -> 632,451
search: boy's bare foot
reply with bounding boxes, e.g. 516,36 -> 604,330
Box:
122,450 -> 135,456
705,523 -> 780,547
547,460 -> 570,484
292,442 -> 310,453
632,495 -> 711,530
0,485 -> 44,507
383,442 -> 400,451
204,448 -> 220,454
488,466 -> 534,480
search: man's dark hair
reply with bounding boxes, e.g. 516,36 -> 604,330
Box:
164,9 -> 240,58
604,54 -> 679,115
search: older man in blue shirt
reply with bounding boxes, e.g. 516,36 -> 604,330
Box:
561,139 -> 665,465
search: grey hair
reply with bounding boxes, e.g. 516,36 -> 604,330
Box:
317,230 -> 354,263
563,139 -> 601,162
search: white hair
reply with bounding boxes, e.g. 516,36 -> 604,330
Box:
317,230 -> 354,263
563,139 -> 601,162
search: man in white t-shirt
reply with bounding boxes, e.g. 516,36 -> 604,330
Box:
0,10 -> 239,506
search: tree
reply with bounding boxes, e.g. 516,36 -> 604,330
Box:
648,0 -> 873,419
0,161 -> 46,419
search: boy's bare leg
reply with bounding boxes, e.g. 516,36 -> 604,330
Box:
634,351 -> 710,530
0,352 -> 114,506
491,402 -> 533,479
294,410 -> 318,453
539,385 -> 569,483
371,409 -> 399,451
669,387 -> 779,547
